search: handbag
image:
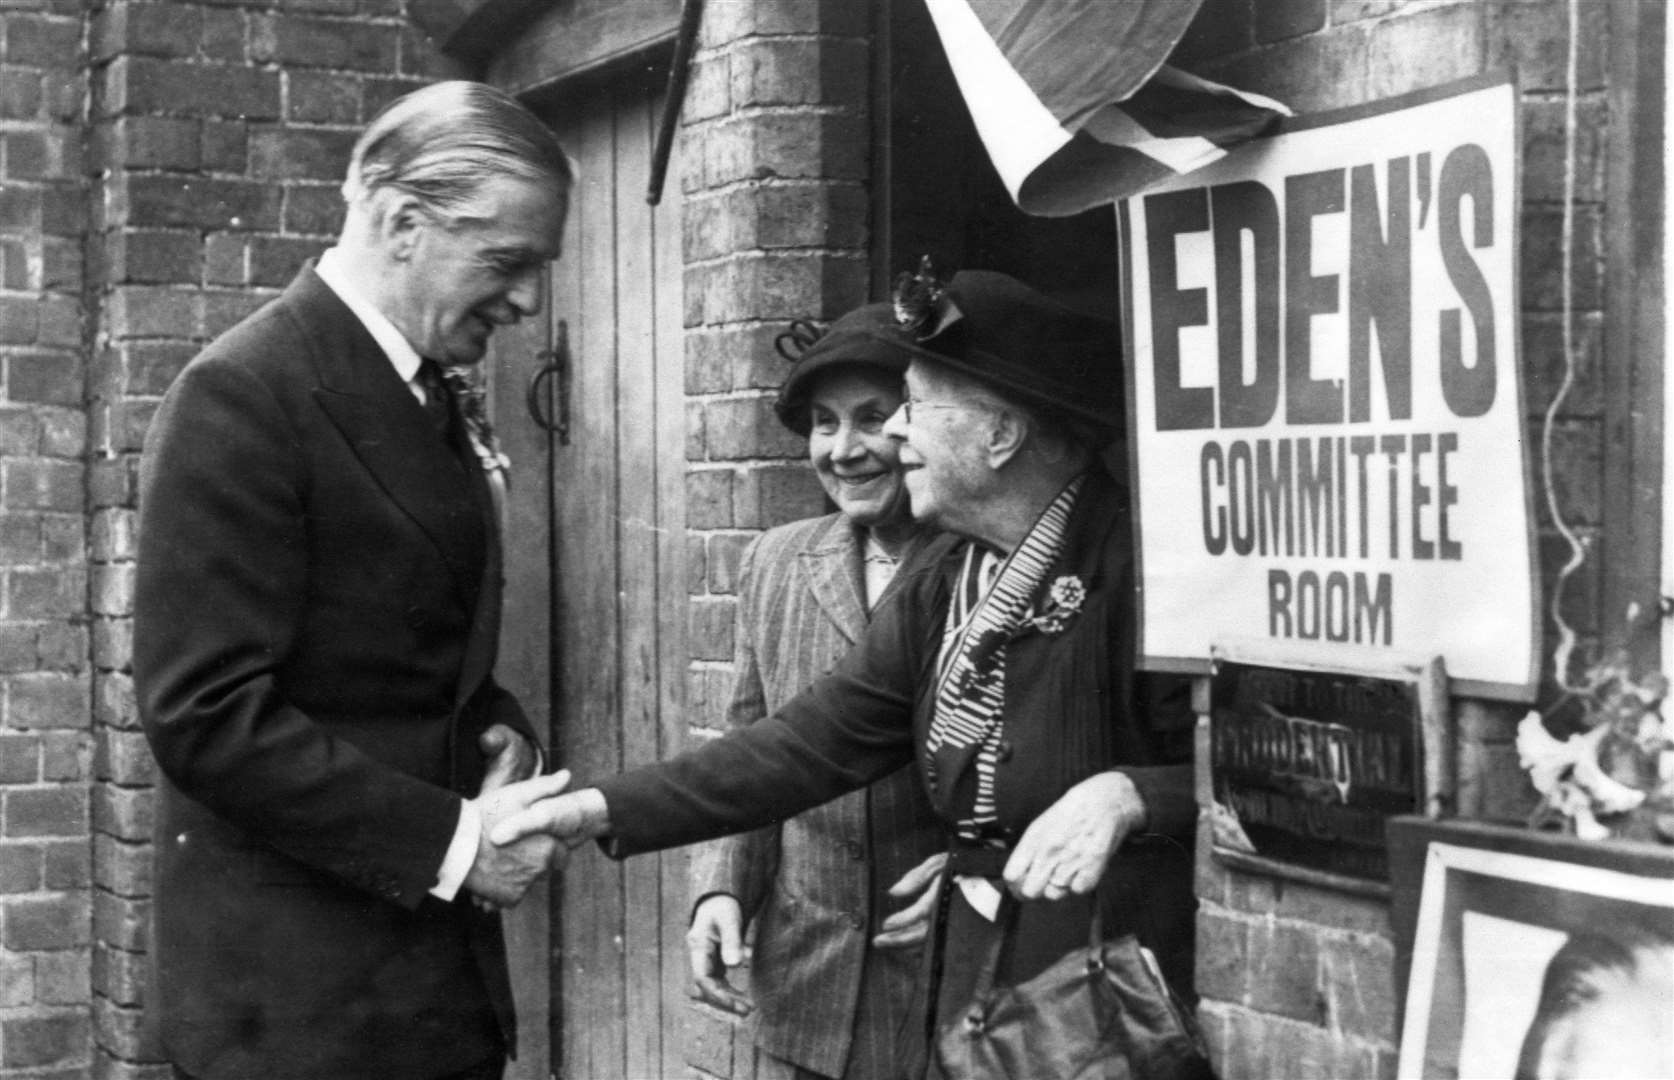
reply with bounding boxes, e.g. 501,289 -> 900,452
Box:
934,900 -> 1217,1080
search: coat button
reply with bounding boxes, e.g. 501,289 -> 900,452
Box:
996,741 -> 1014,762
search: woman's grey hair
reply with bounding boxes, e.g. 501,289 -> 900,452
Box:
342,80 -> 574,219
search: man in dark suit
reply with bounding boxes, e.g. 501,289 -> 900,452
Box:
135,81 -> 574,1080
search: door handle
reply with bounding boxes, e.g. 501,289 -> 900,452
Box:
527,319 -> 571,445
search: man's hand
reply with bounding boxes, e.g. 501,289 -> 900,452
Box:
1004,771 -> 1146,901
687,894 -> 753,1015
463,770 -> 574,909
873,851 -> 946,949
478,723 -> 539,792
487,786 -> 610,853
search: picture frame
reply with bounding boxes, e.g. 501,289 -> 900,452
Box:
1387,817 -> 1674,1080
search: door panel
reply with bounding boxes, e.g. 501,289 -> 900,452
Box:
527,79 -> 688,1080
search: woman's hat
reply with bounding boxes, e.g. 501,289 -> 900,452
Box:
892,259 -> 1122,438
772,302 -> 915,436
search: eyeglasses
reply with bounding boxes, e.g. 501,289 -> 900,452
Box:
899,397 -> 994,425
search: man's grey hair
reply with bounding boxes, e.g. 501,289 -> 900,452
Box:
342,80 -> 574,219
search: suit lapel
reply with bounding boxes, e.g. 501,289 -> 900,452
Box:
799,516 -> 869,645
289,268 -> 485,611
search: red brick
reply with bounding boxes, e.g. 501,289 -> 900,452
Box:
1485,0 -> 1608,93
1523,95 -> 1607,205
201,6 -> 248,62
705,532 -> 754,595
361,76 -> 431,120
735,463 -> 825,529
96,2 -> 205,60
108,115 -> 202,171
119,174 -> 282,232
37,622 -> 89,675
1,237 -> 28,289
286,70 -> 362,124
0,513 -> 39,561
199,119 -> 248,172
92,943 -> 146,1007
685,400 -> 706,460
1209,29 -> 1370,115
0,626 -> 39,676
685,534 -> 707,596
688,597 -> 735,662
3,894 -> 91,950
1174,0 -> 1254,65
203,289 -> 272,337
697,112 -> 868,189
1,1012 -> 89,1068
95,834 -> 150,897
5,16 -> 82,66
251,14 -> 400,72
40,514 -> 83,562
36,949 -> 89,1005
703,395 -> 803,462
0,184 -> 42,229
685,468 -> 733,529
0,953 -> 31,1007
249,235 -> 327,287
88,458 -> 138,510
110,230 -> 201,285
3,460 -> 84,513
39,183 -> 84,237
0,296 -> 40,344
282,183 -> 345,235
704,0 -> 867,40
5,130 -> 50,180
106,56 -> 281,121
36,293 -> 81,347
92,671 -> 135,731
248,125 -> 358,182
93,785 -> 151,844
105,286 -> 199,340
43,837 -> 89,889
730,37 -> 868,109
4,787 -> 88,838
122,341 -> 194,396
94,728 -> 155,787
11,351 -> 88,406
1366,2 -> 1483,101
41,236 -> 81,291
0,844 -> 44,892
7,671 -> 92,729
92,892 -> 149,954
0,69 -> 43,120
96,994 -> 160,1063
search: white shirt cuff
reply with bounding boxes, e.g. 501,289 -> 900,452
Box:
430,801 -> 481,901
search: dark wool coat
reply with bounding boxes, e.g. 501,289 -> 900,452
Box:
134,266 -> 536,1080
598,467 -> 1197,1076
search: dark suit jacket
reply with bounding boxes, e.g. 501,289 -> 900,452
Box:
689,514 -> 942,1077
135,266 -> 535,1080
597,468 -> 1197,1064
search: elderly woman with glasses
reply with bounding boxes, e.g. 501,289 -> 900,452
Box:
496,267 -> 1199,1078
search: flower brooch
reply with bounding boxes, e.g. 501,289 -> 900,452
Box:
1021,575 -> 1086,637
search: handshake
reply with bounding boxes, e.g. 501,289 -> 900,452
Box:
459,726 -> 612,909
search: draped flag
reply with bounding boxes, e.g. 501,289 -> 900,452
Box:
924,0 -> 1293,216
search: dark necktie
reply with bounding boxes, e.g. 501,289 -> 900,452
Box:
417,359 -> 452,436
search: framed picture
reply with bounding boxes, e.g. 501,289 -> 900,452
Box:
1387,818 -> 1674,1080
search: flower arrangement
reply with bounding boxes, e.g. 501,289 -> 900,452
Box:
1516,649 -> 1674,843
1021,575 -> 1086,637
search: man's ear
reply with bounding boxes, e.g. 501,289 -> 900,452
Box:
984,408 -> 1029,471
373,192 -> 426,261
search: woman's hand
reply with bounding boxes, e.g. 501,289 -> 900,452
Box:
687,894 -> 753,1015
1004,771 -> 1146,901
873,851 -> 947,949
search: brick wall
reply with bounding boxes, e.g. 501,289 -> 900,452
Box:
0,1 -> 94,1074
677,2 -> 872,1077
75,3 -> 462,1077
1179,1 -> 1613,1076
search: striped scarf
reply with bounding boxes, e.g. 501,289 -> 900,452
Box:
927,475 -> 1084,841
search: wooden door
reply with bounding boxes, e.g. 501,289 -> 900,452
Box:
490,78 -> 689,1079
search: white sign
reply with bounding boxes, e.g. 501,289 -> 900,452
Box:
1119,76 -> 1537,701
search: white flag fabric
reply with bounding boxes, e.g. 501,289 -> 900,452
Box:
924,0 -> 1293,216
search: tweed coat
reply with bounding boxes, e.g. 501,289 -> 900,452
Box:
598,467 -> 1197,1074
134,266 -> 537,1080
689,514 -> 943,1078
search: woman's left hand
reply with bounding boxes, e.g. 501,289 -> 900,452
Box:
1004,771 -> 1147,901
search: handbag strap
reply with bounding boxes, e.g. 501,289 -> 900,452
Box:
966,892 -> 1106,1003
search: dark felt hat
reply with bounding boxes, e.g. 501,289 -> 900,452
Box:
894,265 -> 1123,438
772,302 -> 916,437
